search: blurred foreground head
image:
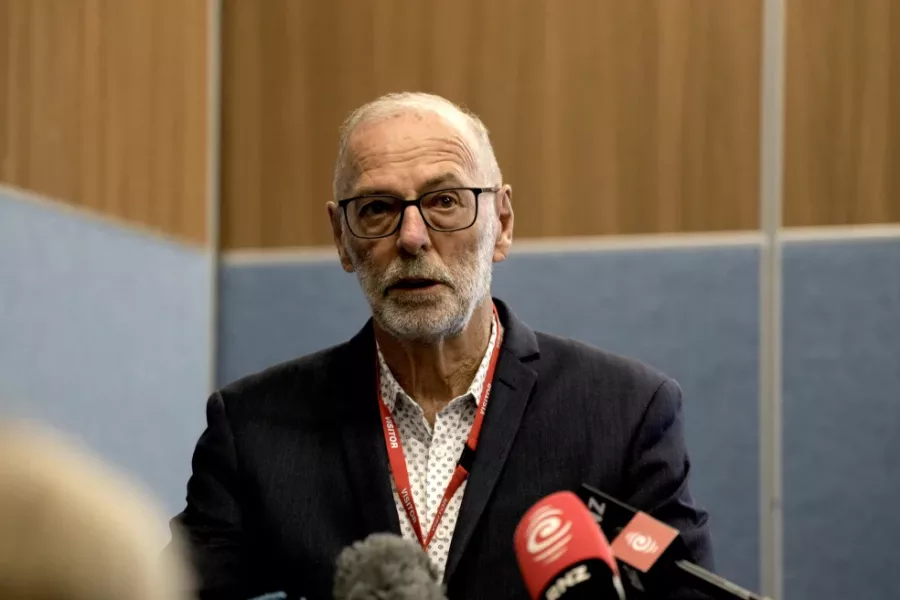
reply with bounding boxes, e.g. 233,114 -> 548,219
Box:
0,421 -> 192,600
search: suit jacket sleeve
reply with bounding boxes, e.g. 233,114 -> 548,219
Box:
168,392 -> 251,600
624,378 -> 715,599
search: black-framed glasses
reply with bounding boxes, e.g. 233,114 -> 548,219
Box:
338,187 -> 499,239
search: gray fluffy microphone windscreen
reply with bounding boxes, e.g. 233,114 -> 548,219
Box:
333,533 -> 446,600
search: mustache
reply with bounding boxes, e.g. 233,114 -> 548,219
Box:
380,259 -> 453,291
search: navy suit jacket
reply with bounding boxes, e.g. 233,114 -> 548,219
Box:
171,299 -> 713,599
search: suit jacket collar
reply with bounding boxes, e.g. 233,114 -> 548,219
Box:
335,322 -> 402,536
335,297 -> 540,580
493,297 -> 540,361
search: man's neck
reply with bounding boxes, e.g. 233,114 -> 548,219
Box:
375,299 -> 494,423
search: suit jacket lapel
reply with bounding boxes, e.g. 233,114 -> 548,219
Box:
444,300 -> 540,582
337,322 -> 402,537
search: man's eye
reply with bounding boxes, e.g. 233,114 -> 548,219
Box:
434,194 -> 459,208
359,200 -> 393,217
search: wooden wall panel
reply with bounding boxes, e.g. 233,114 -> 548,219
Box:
785,0 -> 900,227
221,0 -> 762,250
0,0 -> 209,243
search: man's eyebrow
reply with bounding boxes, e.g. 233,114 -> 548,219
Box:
350,186 -> 398,198
351,173 -> 466,198
421,173 -> 465,189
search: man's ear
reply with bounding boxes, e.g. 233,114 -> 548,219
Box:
492,185 -> 514,263
327,202 -> 355,273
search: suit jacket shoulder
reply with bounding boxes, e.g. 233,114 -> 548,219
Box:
533,330 -> 673,398
527,331 -> 684,454
216,325 -> 373,425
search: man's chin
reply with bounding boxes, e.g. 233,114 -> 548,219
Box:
382,322 -> 465,344
373,301 -> 468,342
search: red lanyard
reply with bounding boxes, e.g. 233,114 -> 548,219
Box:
376,305 -> 503,551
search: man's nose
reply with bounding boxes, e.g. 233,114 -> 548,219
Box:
396,205 -> 431,255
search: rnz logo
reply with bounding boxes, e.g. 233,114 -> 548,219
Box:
544,564 -> 591,600
625,531 -> 659,554
525,505 -> 573,565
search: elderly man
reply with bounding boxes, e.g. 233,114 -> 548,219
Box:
172,92 -> 713,600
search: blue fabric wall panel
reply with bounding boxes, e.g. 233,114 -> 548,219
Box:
217,260 -> 370,383
0,192 -> 210,515
493,247 -> 760,590
783,238 -> 900,600
218,245 -> 760,589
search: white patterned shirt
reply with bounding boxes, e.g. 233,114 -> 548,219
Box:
376,319 -> 499,581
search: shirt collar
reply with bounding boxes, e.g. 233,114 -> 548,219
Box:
376,317 -> 499,414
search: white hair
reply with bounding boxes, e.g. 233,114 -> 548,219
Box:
333,92 -> 502,200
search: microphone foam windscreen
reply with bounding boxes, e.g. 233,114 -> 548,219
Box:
333,533 -> 445,600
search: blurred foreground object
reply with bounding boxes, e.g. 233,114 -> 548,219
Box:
0,421 -> 193,600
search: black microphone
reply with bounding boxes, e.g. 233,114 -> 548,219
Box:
577,484 -> 771,600
332,533 -> 447,600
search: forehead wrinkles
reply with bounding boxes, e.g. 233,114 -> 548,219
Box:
348,119 -> 483,185
354,145 -> 475,181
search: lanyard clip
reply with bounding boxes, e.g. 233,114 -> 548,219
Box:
457,444 -> 476,472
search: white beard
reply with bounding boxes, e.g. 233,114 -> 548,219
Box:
344,222 -> 496,344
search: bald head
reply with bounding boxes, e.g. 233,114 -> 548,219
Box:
333,92 -> 502,200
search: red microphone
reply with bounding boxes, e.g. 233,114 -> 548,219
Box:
514,491 -> 626,600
